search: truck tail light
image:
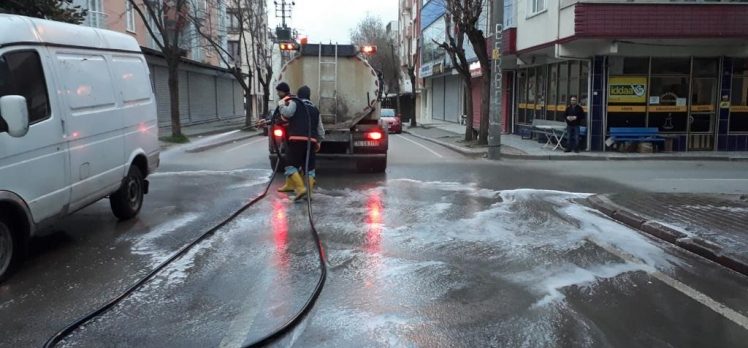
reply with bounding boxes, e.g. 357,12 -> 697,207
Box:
273,127 -> 284,137
365,131 -> 383,140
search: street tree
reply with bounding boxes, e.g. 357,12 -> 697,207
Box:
435,0 -> 490,144
0,0 -> 88,24
189,0 -> 273,126
350,15 -> 402,111
128,0 -> 192,139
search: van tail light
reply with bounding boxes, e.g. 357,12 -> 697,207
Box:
365,131 -> 383,140
273,127 -> 284,137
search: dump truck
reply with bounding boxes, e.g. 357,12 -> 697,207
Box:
268,44 -> 388,173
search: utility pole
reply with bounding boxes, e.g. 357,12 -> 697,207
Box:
488,0 -> 504,159
273,0 -> 295,65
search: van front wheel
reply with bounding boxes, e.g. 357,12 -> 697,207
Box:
110,166 -> 144,220
0,221 -> 19,283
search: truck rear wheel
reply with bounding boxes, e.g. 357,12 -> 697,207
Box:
110,166 -> 144,220
357,157 -> 387,173
0,220 -> 19,283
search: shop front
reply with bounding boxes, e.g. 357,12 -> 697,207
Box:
511,56 -> 748,152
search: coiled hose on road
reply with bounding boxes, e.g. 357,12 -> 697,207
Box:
44,97 -> 327,348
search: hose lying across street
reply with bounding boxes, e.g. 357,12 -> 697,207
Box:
44,98 -> 328,348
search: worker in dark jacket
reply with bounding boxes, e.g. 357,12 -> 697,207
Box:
279,85 -> 320,201
563,96 -> 586,153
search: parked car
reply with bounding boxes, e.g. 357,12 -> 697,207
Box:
379,108 -> 402,134
0,15 -> 160,282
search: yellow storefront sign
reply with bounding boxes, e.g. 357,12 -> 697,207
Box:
690,105 -> 715,112
608,76 -> 647,104
731,106 -> 748,112
608,105 -> 646,113
649,105 -> 688,113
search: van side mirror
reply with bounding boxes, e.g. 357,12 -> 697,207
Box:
0,95 -> 29,137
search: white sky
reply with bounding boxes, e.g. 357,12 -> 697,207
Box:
266,0 -> 398,43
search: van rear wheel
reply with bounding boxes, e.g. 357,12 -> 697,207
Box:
0,221 -> 18,283
110,166 -> 144,220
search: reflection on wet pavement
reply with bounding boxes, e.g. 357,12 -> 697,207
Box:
61,178 -> 748,347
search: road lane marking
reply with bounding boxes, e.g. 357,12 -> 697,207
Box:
396,134 -> 444,158
587,236 -> 748,331
655,178 -> 748,181
226,137 -> 266,152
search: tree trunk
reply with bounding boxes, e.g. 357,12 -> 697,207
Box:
262,74 -> 271,117
478,69 -> 491,145
467,30 -> 492,145
245,77 -> 253,127
463,76 -> 474,142
407,66 -> 417,127
167,60 -> 182,138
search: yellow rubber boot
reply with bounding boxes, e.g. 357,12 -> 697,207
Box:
306,176 -> 316,191
289,172 -> 308,201
277,176 -> 294,192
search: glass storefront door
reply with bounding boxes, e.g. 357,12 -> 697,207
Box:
689,77 -> 717,150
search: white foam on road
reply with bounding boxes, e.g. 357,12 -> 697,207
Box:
150,168 -> 270,178
123,213 -> 201,267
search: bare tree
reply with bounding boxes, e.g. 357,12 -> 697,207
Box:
189,0 -> 272,126
350,15 -> 401,104
128,0 -> 194,139
435,0 -> 490,144
187,0 -> 252,125
245,0 -> 273,117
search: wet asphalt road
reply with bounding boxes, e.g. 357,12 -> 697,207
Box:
2,132 -> 748,347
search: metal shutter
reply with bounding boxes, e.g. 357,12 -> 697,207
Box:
217,77 -> 235,118
188,72 -> 216,123
445,76 -> 461,123
152,65 -> 172,126
234,80 -> 244,117
432,77 -> 445,121
178,70 -> 190,124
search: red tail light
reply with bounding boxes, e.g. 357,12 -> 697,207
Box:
273,128 -> 284,137
365,131 -> 383,140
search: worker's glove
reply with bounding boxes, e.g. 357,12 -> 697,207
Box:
314,142 -> 321,153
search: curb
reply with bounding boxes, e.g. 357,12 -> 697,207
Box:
587,195 -> 748,277
405,128 -> 748,161
185,132 -> 262,153
403,130 -> 487,157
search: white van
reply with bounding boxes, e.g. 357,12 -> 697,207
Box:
0,15 -> 160,281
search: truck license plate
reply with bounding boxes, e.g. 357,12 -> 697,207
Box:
354,140 -> 379,147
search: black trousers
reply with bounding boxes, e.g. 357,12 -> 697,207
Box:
286,140 -> 315,174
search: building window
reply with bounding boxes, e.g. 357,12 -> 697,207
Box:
421,17 -> 445,64
529,0 -> 547,16
228,40 -> 240,65
126,0 -> 136,32
0,50 -> 51,127
227,8 -> 240,33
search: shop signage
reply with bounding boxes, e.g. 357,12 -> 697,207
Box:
607,105 -> 646,113
433,62 -> 444,75
731,106 -> 748,112
608,76 -> 647,103
649,105 -> 687,113
469,61 -> 482,77
690,105 -> 714,112
419,63 -> 433,78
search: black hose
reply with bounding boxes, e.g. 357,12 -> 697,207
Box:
44,101 -> 327,346
242,97 -> 327,347
43,146 -> 284,348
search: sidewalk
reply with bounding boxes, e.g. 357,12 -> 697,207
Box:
158,117 -> 260,151
406,120 -> 748,161
589,193 -> 748,276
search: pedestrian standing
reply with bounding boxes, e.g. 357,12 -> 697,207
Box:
564,96 -> 586,153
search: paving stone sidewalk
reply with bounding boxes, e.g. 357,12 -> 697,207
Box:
590,193 -> 748,275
